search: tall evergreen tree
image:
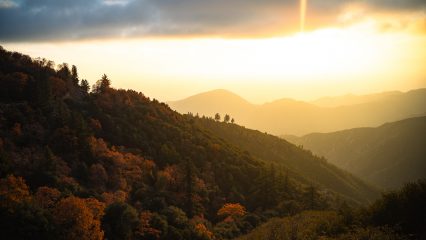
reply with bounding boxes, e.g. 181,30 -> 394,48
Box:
93,74 -> 111,93
71,65 -> 79,85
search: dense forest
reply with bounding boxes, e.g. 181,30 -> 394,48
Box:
192,117 -> 378,204
0,46 -> 424,239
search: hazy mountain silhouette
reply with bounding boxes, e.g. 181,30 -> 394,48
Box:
168,89 -> 254,121
284,116 -> 426,189
310,91 -> 403,107
169,89 -> 426,136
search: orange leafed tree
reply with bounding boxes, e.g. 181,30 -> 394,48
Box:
194,223 -> 213,240
217,203 -> 247,222
84,197 -> 106,220
53,196 -> 104,240
0,175 -> 31,211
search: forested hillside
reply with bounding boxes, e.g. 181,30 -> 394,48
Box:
284,117 -> 426,189
0,47 -> 379,239
192,117 -> 379,204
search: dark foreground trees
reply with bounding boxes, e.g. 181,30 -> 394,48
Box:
238,180 -> 426,240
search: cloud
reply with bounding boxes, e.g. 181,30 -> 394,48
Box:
371,0 -> 426,11
0,0 -> 425,41
0,0 -> 18,8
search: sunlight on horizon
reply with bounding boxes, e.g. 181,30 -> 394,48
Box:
3,24 -> 426,103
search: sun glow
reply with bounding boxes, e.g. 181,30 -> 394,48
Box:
137,27 -> 406,82
3,25 -> 425,102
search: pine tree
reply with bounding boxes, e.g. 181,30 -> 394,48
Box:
71,65 -> 79,85
80,79 -> 90,93
93,74 -> 111,93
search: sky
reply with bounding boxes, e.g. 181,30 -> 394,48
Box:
1,0 -> 425,103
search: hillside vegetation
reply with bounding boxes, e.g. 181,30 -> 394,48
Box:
193,117 -> 378,204
0,47 -> 380,239
238,180 -> 426,240
284,117 -> 426,189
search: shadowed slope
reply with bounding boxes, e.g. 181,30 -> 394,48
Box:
284,117 -> 426,189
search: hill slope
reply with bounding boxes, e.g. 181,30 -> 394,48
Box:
193,117 -> 379,204
0,47 -> 379,239
284,117 -> 426,189
169,89 -> 426,136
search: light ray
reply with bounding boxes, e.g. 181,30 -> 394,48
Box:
300,0 -> 307,32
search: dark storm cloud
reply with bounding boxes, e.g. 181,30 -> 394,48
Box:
0,0 -> 298,41
0,0 -> 425,41
0,0 -> 157,40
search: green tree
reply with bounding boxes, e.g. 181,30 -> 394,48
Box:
30,146 -> 58,187
57,63 -> 71,80
35,76 -> 52,110
71,65 -> 79,85
102,202 -> 139,240
93,74 -> 111,93
368,180 -> 426,237
305,184 -> 317,210
80,79 -> 90,93
224,114 -> 230,123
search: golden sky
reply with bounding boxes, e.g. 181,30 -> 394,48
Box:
1,0 -> 425,103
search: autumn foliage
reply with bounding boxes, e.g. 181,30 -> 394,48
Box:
0,175 -> 31,211
218,203 -> 247,222
53,196 -> 104,240
194,223 -> 214,240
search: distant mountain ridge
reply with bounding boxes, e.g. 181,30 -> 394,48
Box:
169,88 -> 426,136
310,91 -> 403,107
168,89 -> 252,121
283,116 -> 426,189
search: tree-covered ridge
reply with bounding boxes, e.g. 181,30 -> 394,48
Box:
283,116 -> 426,189
0,46 -> 380,239
192,116 -> 379,204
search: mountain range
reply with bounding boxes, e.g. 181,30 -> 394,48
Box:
284,116 -> 426,189
168,89 -> 426,136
